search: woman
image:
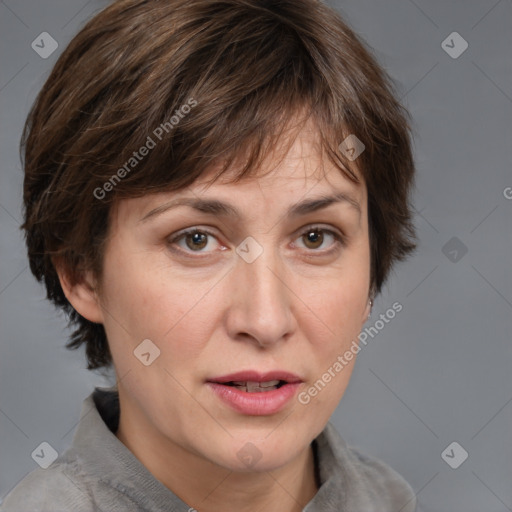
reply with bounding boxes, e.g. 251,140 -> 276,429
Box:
2,0 -> 418,510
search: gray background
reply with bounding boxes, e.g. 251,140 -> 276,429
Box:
1,0 -> 511,510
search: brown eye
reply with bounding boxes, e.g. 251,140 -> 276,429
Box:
302,229 -> 324,249
184,231 -> 208,251
294,226 -> 344,253
169,228 -> 221,254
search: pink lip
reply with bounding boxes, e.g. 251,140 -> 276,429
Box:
206,370 -> 303,416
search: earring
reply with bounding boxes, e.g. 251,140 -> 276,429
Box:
367,299 -> 373,320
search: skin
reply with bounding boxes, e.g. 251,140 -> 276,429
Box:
58,120 -> 371,512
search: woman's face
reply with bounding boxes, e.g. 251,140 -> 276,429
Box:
95,124 -> 371,473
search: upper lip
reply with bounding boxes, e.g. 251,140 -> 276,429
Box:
207,370 -> 302,384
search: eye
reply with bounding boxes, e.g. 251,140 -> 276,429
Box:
293,226 -> 344,252
168,228 -> 222,254
167,225 -> 345,257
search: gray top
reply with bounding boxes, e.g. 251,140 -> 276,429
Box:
1,388 -> 417,512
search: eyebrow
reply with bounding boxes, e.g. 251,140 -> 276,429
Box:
139,191 -> 361,223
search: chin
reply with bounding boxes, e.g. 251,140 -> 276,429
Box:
206,431 -> 309,473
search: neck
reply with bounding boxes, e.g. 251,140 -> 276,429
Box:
116,405 -> 319,512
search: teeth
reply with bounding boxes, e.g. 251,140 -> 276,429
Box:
247,381 -> 278,392
231,380 -> 281,387
229,380 -> 282,392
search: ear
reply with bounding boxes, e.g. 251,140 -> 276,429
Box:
54,261 -> 105,324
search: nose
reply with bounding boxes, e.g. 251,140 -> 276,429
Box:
224,245 -> 296,348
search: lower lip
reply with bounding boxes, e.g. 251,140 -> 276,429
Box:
207,382 -> 301,415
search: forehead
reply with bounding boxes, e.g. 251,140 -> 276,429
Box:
114,120 -> 366,225
203,116 -> 362,184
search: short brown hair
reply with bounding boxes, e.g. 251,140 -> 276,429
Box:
21,0 -> 416,370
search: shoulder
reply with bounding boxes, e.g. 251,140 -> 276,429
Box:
347,446 -> 416,510
0,458 -> 96,512
321,423 -> 417,512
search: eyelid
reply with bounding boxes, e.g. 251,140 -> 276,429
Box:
294,223 -> 345,240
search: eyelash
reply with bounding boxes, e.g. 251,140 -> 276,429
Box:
167,224 -> 346,257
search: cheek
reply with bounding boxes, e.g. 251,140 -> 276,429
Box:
296,285 -> 363,421
301,289 -> 363,387
297,255 -> 369,403
100,245 -> 220,363
303,268 -> 369,344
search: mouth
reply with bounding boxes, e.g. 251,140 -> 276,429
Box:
207,370 -> 302,389
206,371 -> 303,415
